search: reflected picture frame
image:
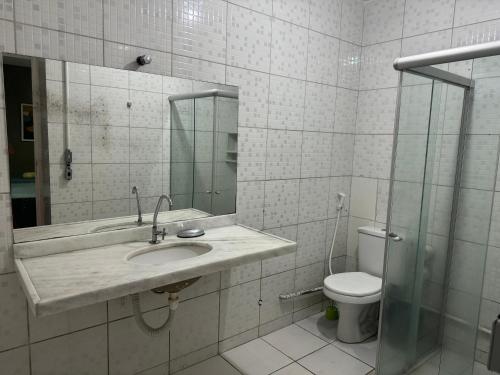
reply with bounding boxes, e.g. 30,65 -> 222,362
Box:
21,103 -> 34,142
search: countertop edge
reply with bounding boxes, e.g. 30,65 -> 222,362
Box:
15,258 -> 40,316
29,241 -> 296,317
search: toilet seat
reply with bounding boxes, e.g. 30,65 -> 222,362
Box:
323,272 -> 382,304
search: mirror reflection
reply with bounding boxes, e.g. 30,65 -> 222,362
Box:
2,54 -> 238,240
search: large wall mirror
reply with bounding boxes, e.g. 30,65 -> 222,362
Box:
1,54 -> 238,242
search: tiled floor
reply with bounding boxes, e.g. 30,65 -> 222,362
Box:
177,312 -> 377,375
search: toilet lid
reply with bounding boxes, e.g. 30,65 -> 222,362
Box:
324,272 -> 382,297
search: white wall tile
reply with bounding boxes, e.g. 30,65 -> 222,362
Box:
221,261 -> 262,289
454,0 -> 500,27
0,346 -> 29,375
236,180 -> 264,228
403,0 -> 454,37
170,293 -> 219,359
350,176 -> 377,220
273,0 -> 309,27
262,226 -> 297,277
337,41 -> 361,90
303,82 -> 335,132
356,88 -> 397,134
264,179 -> 300,228
0,19 -> 14,52
360,40 -> 401,90
108,309 -> 169,375
91,85 -> 129,126
296,221 -> 327,267
173,0 -> 226,63
402,32 -> 452,62
331,133 -> 355,176
227,5 -> 271,73
15,0 -> 103,38
219,280 -> 260,339
266,129 -> 302,179
298,177 -> 329,223
49,164 -> 92,203
341,0 -> 364,45
306,31 -> 339,86
172,55 -> 226,84
227,67 -> 269,128
353,134 -> 393,179
461,135 -> 499,190
31,325 -> 107,375
270,19 -> 308,79
300,132 -> 332,178
260,270 -> 294,323
92,126 -> 129,163
268,75 -> 305,130
0,195 -> 12,274
455,189 -> 494,245
17,24 -> 104,64
229,0 -> 271,15
334,88 -> 358,134
29,303 -> 107,343
92,163 -> 129,201
104,0 -> 171,52
237,127 -> 267,181
309,0 -> 341,37
362,0 -> 404,45
0,273 -> 27,351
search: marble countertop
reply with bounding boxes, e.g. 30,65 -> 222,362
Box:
15,223 -> 296,317
13,208 -> 211,243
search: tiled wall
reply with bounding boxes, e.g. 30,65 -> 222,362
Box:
349,0 -> 500,370
0,0 -> 364,374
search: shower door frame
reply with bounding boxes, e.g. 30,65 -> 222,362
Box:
377,63 -> 475,374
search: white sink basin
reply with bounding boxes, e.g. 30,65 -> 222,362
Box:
126,242 -> 212,265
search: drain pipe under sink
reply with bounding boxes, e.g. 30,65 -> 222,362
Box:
131,292 -> 179,336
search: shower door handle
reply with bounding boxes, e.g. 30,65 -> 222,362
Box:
388,232 -> 403,242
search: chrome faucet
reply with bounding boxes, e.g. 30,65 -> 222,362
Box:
132,186 -> 142,224
150,194 -> 173,244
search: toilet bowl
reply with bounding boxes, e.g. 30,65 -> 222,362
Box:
323,226 -> 386,343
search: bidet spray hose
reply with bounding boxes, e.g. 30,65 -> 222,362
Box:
328,193 -> 346,275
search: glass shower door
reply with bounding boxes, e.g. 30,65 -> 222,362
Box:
377,72 -> 467,375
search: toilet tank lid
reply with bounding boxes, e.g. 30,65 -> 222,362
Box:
358,226 -> 386,238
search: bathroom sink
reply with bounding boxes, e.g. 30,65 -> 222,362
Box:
126,242 -> 212,265
90,221 -> 152,233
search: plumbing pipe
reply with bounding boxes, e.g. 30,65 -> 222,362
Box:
279,286 -> 323,300
131,292 -> 179,336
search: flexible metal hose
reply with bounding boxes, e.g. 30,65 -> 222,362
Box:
131,292 -> 179,336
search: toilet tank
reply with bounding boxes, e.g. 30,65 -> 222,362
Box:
358,226 -> 386,277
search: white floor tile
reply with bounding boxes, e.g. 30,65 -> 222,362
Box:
175,356 -> 241,375
222,338 -> 292,375
294,312 -> 338,342
298,345 -> 373,375
272,363 -> 314,375
262,325 -> 327,360
333,337 -> 378,367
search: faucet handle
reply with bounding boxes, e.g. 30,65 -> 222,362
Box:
160,228 -> 167,240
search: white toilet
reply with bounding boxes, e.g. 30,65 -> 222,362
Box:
323,226 -> 386,343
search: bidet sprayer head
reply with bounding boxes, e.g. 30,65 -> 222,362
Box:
337,192 -> 346,211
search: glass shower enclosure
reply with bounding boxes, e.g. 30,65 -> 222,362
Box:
169,89 -> 238,215
377,43 -> 500,375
